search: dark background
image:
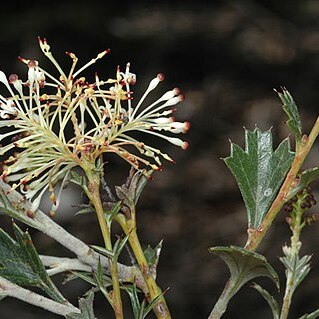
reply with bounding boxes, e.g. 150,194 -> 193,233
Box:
1,1 -> 319,318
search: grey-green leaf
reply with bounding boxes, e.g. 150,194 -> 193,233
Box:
66,291 -> 96,319
224,128 -> 295,228
288,167 -> 319,198
0,224 -> 65,303
208,246 -> 279,318
251,283 -> 279,319
209,246 -> 279,294
276,88 -> 302,143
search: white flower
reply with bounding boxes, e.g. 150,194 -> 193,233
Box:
0,38 -> 190,213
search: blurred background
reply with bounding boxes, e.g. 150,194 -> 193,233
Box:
1,0 -> 319,318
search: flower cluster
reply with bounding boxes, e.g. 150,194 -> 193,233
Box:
0,38 -> 189,213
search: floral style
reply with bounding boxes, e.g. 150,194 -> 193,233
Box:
0,38 -> 189,213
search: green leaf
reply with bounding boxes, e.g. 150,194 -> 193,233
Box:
208,246 -> 279,318
288,167 -> 319,198
144,240 -> 162,268
90,245 -> 113,259
298,309 -> 319,319
0,224 -> 65,303
209,246 -> 279,296
64,271 -> 97,287
123,284 -> 141,319
112,234 -> 130,260
123,284 -> 166,319
224,128 -> 294,228
276,88 -> 302,143
251,283 -> 279,319
280,246 -> 311,291
105,201 -> 122,225
69,171 -> 88,193
66,291 -> 96,319
93,260 -> 113,305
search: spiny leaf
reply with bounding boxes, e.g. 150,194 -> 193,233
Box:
288,167 -> 319,198
276,88 -> 302,143
280,246 -> 311,291
224,128 -> 294,228
0,224 -> 65,303
66,291 -> 96,319
209,245 -> 279,298
251,283 -> 279,319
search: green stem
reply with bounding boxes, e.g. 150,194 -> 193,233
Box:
116,215 -> 172,319
245,114 -> 319,251
86,169 -> 123,319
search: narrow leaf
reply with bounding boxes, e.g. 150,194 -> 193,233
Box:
128,169 -> 152,204
123,284 -> 141,319
276,88 -> 302,143
66,291 -> 96,319
251,283 -> 279,319
224,128 -> 294,228
0,224 -> 64,303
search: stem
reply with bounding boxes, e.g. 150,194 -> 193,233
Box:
208,279 -> 235,319
117,215 -> 172,319
0,180 -> 141,285
86,170 -> 123,319
245,114 -> 319,251
280,207 -> 303,319
0,276 -> 79,316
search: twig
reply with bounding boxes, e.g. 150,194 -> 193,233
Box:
40,255 -> 92,276
0,276 -> 80,316
0,180 -> 146,291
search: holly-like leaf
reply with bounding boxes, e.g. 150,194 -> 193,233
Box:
0,224 -> 65,303
66,291 -> 96,319
251,283 -> 279,319
288,167 -> 319,198
276,88 -> 302,143
209,246 -> 279,296
224,128 -> 294,228
208,246 -> 279,318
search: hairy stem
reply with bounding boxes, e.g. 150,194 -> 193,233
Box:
280,208 -> 303,319
245,114 -> 319,251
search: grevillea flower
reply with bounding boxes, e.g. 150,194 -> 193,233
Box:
0,38 -> 189,213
